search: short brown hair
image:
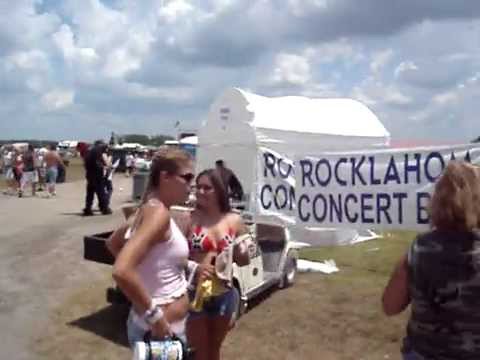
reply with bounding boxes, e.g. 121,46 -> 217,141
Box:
430,161 -> 480,231
141,148 -> 192,203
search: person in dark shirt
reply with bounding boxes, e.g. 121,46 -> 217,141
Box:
383,161 -> 480,360
215,159 -> 244,201
83,140 -> 111,216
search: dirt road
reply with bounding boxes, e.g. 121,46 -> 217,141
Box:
0,177 -> 132,360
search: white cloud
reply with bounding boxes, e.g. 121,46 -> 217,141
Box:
271,53 -> 311,85
5,49 -> 48,70
370,49 -> 394,76
52,24 -> 98,64
126,82 -> 195,102
41,89 -> 75,111
432,91 -> 458,105
394,60 -> 418,79
159,0 -> 194,23
384,87 -> 412,106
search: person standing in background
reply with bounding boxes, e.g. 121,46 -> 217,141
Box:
2,148 -> 16,195
44,144 -> 65,198
215,160 -> 244,202
18,144 -> 37,198
83,141 -> 111,216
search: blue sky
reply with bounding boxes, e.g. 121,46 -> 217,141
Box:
1,0 -> 480,142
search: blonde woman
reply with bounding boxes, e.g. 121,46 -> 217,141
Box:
107,148 -> 198,347
383,161 -> 480,359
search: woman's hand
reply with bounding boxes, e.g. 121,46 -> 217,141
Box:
151,317 -> 173,339
196,262 -> 215,282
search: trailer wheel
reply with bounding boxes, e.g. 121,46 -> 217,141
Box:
279,253 -> 297,289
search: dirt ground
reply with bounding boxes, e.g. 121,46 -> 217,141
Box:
0,174 -> 408,360
0,175 -> 133,360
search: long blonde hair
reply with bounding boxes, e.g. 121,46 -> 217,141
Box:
430,161 -> 480,231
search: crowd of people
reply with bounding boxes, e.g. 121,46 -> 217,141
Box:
103,145 -> 480,360
0,144 -> 65,198
11,138 -> 477,359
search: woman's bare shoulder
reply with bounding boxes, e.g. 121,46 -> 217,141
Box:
141,201 -> 170,225
223,212 -> 244,230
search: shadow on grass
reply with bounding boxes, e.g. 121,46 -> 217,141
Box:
68,304 -> 130,348
246,286 -> 279,313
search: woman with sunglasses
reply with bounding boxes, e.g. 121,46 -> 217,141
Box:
186,169 -> 250,360
107,148 -> 201,348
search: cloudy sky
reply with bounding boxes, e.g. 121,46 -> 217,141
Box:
1,0 -> 479,142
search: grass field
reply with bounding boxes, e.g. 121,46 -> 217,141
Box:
1,157 -> 85,190
34,231 -> 414,360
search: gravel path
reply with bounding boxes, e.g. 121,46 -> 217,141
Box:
0,177 -> 132,360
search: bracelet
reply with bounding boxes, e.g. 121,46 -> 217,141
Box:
187,260 -> 199,290
143,303 -> 164,325
187,260 -> 199,274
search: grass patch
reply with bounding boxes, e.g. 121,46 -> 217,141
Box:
301,230 -> 415,276
31,228 -> 416,359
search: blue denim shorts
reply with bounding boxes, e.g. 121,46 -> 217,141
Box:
188,287 -> 239,320
402,349 -> 425,360
46,166 -> 58,185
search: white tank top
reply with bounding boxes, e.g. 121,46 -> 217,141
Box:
136,218 -> 189,301
126,200 -> 189,328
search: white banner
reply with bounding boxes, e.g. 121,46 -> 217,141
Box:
255,147 -> 296,224
294,144 -> 480,231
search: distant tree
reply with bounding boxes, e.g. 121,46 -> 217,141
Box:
472,136 -> 480,143
150,134 -> 174,146
120,134 -> 150,145
118,134 -> 175,146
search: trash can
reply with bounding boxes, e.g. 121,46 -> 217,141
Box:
132,171 -> 148,201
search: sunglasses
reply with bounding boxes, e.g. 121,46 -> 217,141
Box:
177,172 -> 195,184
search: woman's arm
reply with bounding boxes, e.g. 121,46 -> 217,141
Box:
112,205 -> 170,315
228,213 -> 251,266
382,253 -> 410,316
106,223 -> 129,258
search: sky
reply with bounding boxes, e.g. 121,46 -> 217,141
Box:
0,0 -> 480,142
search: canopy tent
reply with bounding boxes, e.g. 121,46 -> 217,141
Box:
179,136 -> 198,145
197,87 -> 390,197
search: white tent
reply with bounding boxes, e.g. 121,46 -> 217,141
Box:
179,136 -> 198,145
196,88 -> 390,245
197,87 -> 390,195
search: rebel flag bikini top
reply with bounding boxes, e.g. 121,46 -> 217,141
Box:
189,225 -> 235,253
